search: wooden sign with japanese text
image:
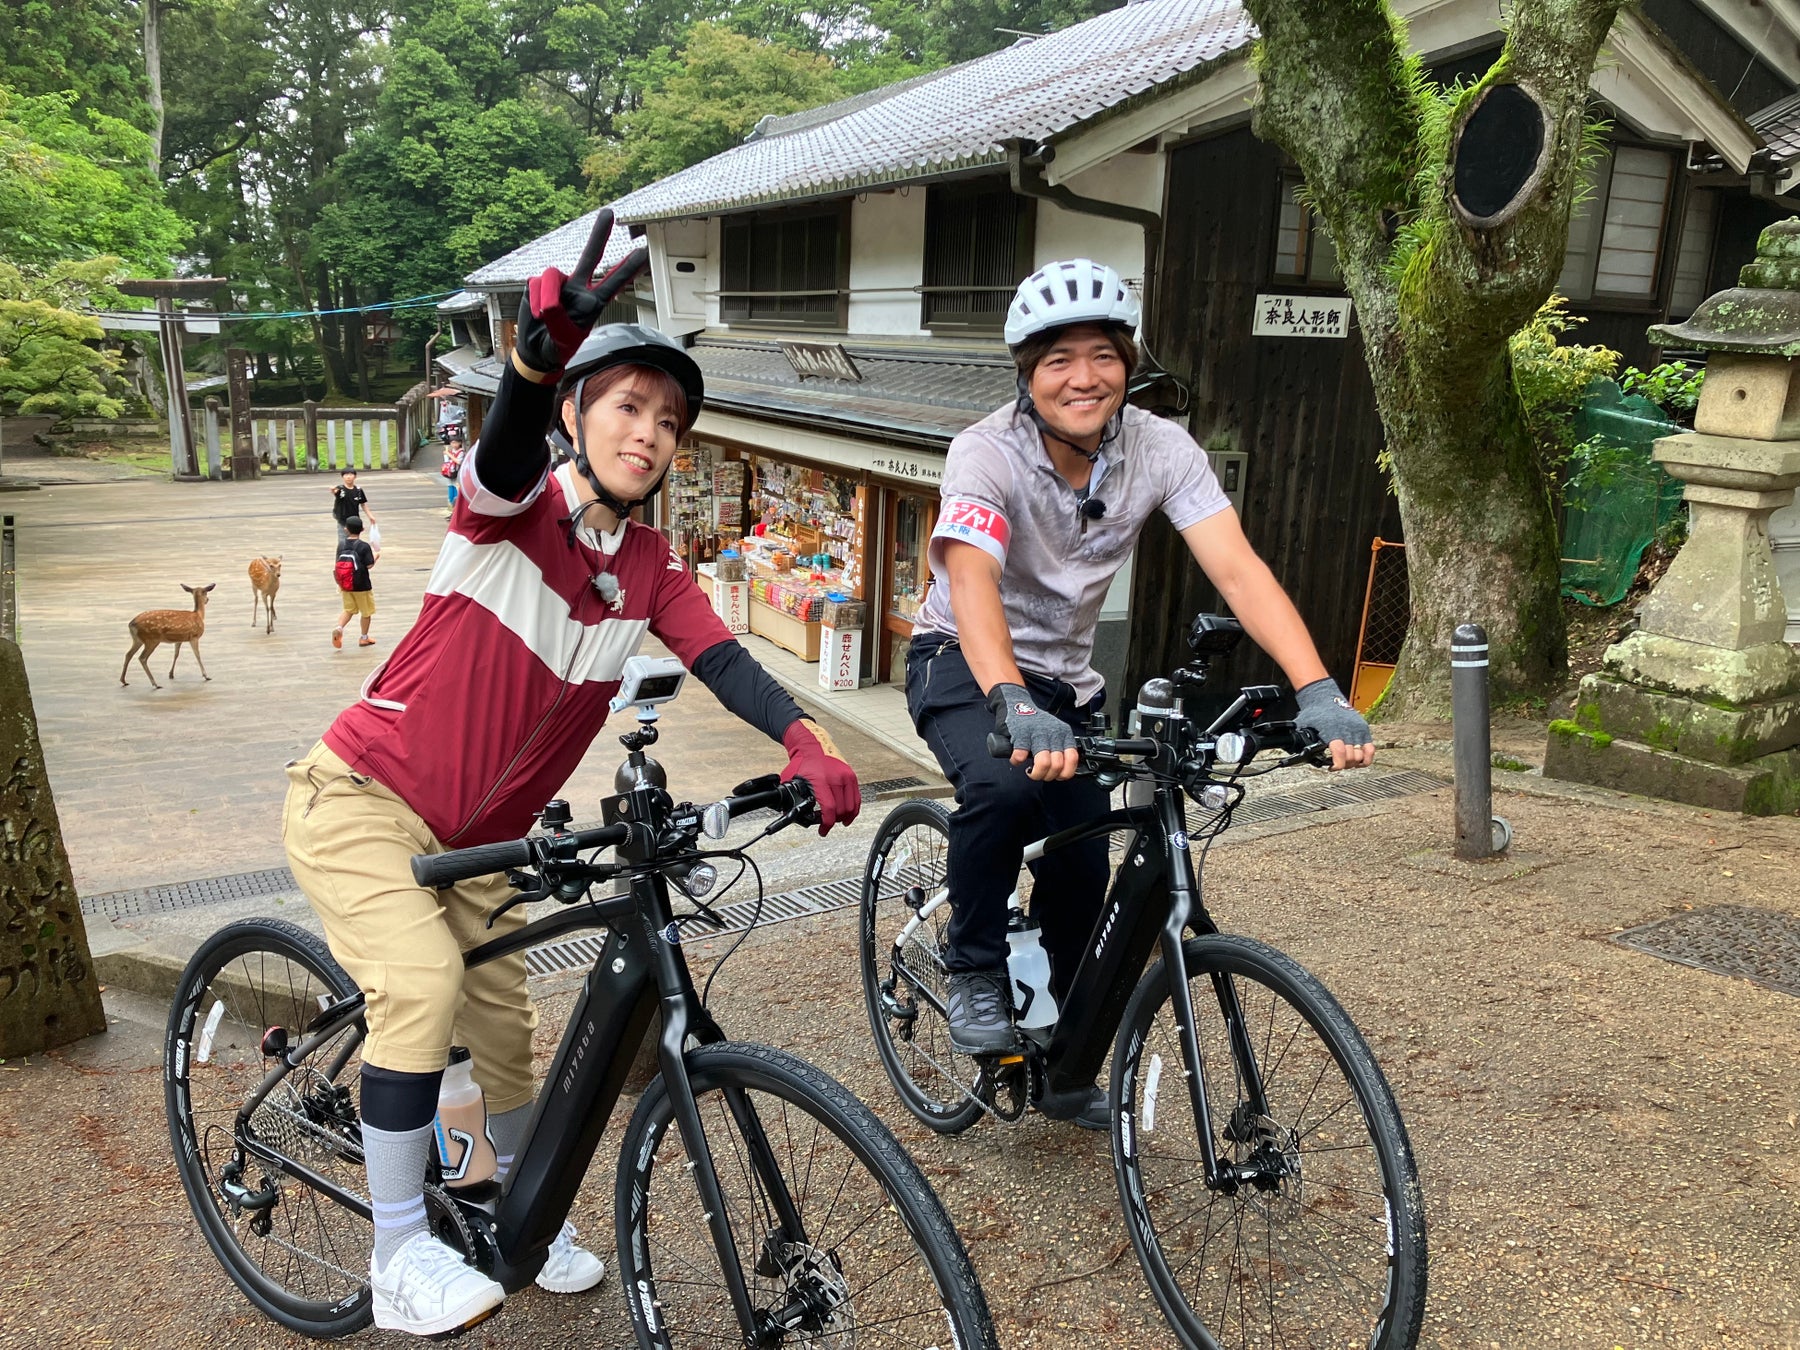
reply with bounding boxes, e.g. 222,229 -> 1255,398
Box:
1252,294 -> 1352,339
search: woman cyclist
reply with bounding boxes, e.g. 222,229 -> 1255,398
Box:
281,213 -> 860,1338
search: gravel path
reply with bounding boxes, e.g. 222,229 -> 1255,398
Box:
5,762 -> 1799,1348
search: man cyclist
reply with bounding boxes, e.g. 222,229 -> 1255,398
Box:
907,258 -> 1373,1128
281,213 -> 860,1337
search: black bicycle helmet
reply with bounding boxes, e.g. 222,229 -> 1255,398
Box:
551,324 -> 706,519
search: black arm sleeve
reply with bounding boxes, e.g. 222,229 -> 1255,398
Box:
690,640 -> 805,744
472,359 -> 561,500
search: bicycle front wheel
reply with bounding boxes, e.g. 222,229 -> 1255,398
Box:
1113,935 -> 1427,1350
616,1041 -> 997,1350
860,798 -> 985,1133
165,917 -> 373,1338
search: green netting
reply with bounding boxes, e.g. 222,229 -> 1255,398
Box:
1559,380 -> 1687,607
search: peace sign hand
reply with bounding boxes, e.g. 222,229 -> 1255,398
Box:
514,208 -> 651,379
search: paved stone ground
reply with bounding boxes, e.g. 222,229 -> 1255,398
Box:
6,462 -> 1800,1350
10,469 -> 925,896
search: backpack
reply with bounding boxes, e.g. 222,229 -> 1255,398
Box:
334,552 -> 357,591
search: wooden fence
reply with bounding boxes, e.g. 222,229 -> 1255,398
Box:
199,382 -> 430,477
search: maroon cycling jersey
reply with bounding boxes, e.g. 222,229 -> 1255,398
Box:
324,456 -> 731,845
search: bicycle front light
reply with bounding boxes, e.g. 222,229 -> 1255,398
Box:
681,862 -> 719,899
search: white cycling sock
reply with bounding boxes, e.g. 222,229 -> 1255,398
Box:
487,1103 -> 532,1183
364,1121 -> 433,1272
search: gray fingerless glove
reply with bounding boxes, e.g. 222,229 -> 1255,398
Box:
988,683 -> 1077,757
1293,677 -> 1372,747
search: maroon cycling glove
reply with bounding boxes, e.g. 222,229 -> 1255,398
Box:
513,208 -> 649,379
780,719 -> 861,836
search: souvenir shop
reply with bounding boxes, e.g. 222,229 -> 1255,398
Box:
657,428 -> 945,688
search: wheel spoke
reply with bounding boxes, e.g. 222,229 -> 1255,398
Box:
1119,937 -> 1423,1350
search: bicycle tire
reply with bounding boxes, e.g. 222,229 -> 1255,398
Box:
165,917 -> 374,1339
615,1040 -> 998,1350
860,798 -> 986,1133
1112,934 -> 1427,1350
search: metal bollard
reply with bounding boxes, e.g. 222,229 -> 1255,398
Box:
1451,623 -> 1510,859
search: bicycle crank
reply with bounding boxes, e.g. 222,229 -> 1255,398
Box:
974,1054 -> 1031,1122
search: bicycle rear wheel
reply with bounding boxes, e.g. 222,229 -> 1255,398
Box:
616,1041 -> 997,1350
860,798 -> 985,1133
165,917 -> 373,1338
1113,935 -> 1427,1350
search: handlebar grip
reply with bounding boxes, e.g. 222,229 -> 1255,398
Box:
987,731 -> 1013,759
412,839 -> 533,889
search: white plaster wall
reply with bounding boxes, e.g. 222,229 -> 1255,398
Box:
645,218 -> 710,338
1033,154 -> 1165,288
847,189 -> 927,336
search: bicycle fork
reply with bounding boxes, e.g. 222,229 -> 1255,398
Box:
646,908 -> 823,1345
1150,790 -> 1281,1198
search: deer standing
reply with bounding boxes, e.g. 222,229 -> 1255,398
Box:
248,555 -> 282,634
120,583 -> 216,689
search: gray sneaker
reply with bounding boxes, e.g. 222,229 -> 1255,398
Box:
946,971 -> 1018,1054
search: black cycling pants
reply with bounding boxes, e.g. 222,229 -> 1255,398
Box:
906,633 -> 1109,998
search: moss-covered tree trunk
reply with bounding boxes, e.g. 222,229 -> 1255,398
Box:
1242,0 -> 1620,714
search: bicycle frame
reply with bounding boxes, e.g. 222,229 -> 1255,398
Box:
888,723 -> 1283,1192
231,779 -> 828,1340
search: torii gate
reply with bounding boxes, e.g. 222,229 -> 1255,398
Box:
108,277 -> 226,479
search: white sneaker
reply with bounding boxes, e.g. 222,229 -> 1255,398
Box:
535,1221 -> 606,1294
370,1231 -> 505,1336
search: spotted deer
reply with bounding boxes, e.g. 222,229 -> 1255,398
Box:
248,555 -> 282,634
120,583 -> 216,689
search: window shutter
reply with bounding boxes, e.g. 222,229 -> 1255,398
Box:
1592,146 -> 1672,299
1668,187 -> 1718,319
923,182 -> 1030,328
1556,149 -> 1613,302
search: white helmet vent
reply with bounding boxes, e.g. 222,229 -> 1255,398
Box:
1006,258 -> 1141,348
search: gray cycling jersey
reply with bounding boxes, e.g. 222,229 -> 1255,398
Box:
915,403 -> 1231,701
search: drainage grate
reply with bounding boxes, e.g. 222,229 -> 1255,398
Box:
523,874 -> 865,978
83,868 -> 301,919
1224,768 -> 1447,827
864,775 -> 928,797
1613,905 -> 1800,999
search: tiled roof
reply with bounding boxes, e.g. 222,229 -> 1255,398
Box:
1752,91 -> 1800,164
433,343 -> 485,374
446,353 -> 505,398
691,338 -> 1017,443
436,289 -> 487,313
610,0 -> 1255,221
463,209 -> 639,287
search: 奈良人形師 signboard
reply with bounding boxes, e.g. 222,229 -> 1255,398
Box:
1252,294 -> 1351,339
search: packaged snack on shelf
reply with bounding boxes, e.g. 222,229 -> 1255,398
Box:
716,548 -> 745,582
822,593 -> 866,629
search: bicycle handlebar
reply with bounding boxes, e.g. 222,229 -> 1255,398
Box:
411,822 -> 628,889
409,776 -> 818,891
987,720 -> 1331,771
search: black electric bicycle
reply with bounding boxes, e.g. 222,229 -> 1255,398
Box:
166,711 -> 997,1347
861,615 -> 1427,1350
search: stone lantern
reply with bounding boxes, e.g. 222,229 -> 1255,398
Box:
1544,218 -> 1800,813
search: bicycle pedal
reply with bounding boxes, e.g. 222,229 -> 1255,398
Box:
426,1304 -> 503,1340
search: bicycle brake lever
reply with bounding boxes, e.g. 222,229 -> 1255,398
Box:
487,872 -> 550,929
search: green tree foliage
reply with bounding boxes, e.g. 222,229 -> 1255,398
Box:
0,87 -> 186,272
1508,293 -> 1620,466
586,23 -> 849,198
0,0 -> 149,128
0,258 -> 133,419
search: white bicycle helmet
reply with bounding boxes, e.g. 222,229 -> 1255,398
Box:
1003,258 -> 1141,349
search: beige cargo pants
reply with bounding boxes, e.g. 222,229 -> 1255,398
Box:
281,741 -> 538,1112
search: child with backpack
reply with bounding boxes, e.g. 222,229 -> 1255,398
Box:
333,516 -> 379,649
440,431 -> 467,511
